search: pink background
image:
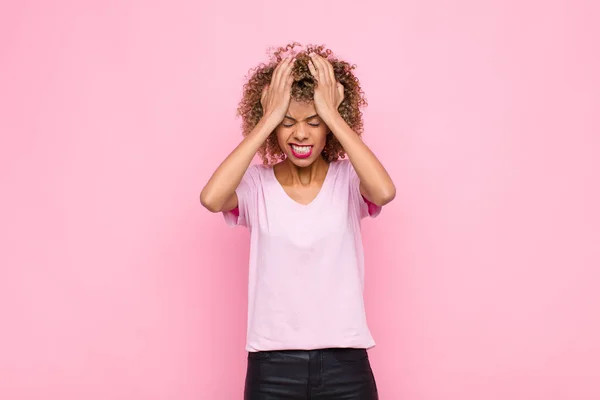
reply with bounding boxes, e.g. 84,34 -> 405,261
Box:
1,1 -> 599,399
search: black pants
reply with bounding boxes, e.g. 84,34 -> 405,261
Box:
244,348 -> 379,399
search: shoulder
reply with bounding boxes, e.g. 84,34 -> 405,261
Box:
329,158 -> 350,170
239,163 -> 272,191
329,158 -> 355,178
245,163 -> 272,179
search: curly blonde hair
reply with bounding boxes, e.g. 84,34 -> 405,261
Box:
236,42 -> 368,164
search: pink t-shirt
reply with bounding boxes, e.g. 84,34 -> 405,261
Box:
223,159 -> 381,351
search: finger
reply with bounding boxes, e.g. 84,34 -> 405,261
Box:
313,53 -> 333,82
261,84 -> 269,108
271,58 -> 285,85
273,56 -> 292,87
270,58 -> 285,87
311,54 -> 328,85
307,58 -> 318,81
280,57 -> 295,88
285,65 -> 295,87
336,82 -> 345,106
309,55 -> 324,85
323,56 -> 336,83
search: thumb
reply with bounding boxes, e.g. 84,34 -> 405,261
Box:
336,82 -> 345,106
261,85 -> 269,107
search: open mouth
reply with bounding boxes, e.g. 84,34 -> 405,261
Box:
290,144 -> 312,159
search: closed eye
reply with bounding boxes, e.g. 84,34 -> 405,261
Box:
282,122 -> 321,127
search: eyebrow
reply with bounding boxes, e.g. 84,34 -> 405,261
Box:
284,114 -> 319,121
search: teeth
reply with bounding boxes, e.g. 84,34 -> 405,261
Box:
291,145 -> 311,154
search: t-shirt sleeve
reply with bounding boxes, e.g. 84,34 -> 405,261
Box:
346,159 -> 382,219
222,164 -> 261,227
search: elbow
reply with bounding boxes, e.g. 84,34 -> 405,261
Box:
199,189 -> 222,213
371,186 -> 396,207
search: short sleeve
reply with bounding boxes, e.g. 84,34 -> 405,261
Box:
345,159 -> 382,219
222,164 -> 262,227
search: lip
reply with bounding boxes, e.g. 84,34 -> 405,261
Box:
289,144 -> 313,159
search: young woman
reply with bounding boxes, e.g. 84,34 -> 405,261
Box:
200,43 -> 395,399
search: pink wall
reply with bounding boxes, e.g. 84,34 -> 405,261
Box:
1,1 -> 599,399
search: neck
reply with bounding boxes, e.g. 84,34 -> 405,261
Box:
280,157 -> 329,186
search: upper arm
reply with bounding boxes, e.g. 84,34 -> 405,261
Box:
359,181 -> 370,202
222,165 -> 261,227
348,162 -> 382,219
220,192 -> 239,213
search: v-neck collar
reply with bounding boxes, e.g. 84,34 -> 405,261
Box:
271,162 -> 333,208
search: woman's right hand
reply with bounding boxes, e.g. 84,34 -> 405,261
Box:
260,56 -> 295,126
200,57 -> 295,214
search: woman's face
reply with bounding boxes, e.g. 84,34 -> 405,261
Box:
275,100 -> 329,167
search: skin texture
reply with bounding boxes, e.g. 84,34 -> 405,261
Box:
200,42 -> 395,213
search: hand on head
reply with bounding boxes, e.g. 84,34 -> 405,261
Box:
260,53 -> 345,126
307,53 -> 345,118
260,56 -> 295,125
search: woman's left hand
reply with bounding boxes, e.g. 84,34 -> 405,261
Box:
307,53 -> 345,120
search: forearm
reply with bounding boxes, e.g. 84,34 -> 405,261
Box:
324,112 -> 396,206
200,117 -> 277,212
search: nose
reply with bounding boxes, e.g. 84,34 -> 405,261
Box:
293,124 -> 309,141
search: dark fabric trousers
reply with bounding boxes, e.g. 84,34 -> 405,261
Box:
244,348 -> 379,400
